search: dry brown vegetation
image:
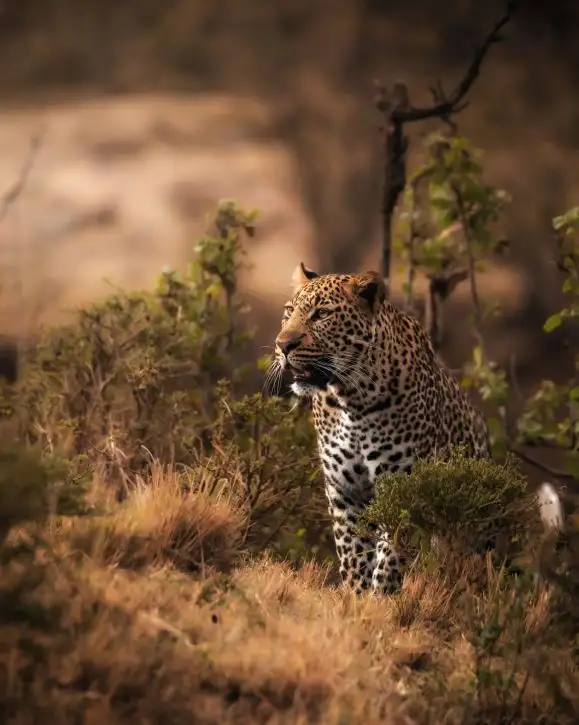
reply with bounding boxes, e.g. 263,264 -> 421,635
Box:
0,202 -> 576,724
0,450 -> 577,725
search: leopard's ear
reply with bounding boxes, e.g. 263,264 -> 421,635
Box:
291,262 -> 319,293
347,271 -> 387,314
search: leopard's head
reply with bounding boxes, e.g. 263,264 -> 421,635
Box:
270,263 -> 387,396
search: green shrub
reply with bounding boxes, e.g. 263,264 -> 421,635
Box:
0,202 -> 329,563
203,384 -> 330,560
0,444 -> 90,544
362,449 -> 539,565
2,202 -> 257,488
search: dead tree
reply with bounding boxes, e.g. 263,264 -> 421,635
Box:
375,1 -> 516,349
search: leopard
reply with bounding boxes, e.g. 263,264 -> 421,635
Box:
271,262 -> 491,596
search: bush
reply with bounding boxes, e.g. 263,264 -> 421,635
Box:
0,444 -> 90,544
2,202 -> 257,489
0,202 -> 327,564
362,450 -> 540,567
203,386 -> 330,561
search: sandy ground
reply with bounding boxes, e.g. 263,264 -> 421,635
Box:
0,93 -> 315,336
0,91 -> 529,343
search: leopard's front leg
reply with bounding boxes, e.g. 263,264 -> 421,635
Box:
364,457 -> 408,596
371,525 -> 404,594
324,477 -> 377,595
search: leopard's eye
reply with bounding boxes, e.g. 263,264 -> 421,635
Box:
310,308 -> 333,322
283,305 -> 294,317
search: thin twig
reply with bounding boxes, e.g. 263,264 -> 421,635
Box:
375,82 -> 409,285
508,354 -> 525,403
404,182 -> 420,311
508,445 -> 577,483
0,132 -> 45,224
404,199 -> 417,311
403,167 -> 433,312
521,434 -> 578,452
454,185 -> 486,353
0,131 -> 46,381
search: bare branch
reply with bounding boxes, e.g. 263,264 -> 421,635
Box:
403,168 -> 432,312
0,132 -> 45,225
376,3 -> 516,124
374,84 -> 409,284
453,184 -> 487,355
520,435 -> 578,453
424,268 -> 469,350
508,445 -> 577,483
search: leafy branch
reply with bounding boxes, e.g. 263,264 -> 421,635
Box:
396,126 -> 579,487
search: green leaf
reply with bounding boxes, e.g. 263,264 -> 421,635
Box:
544,313 -> 563,333
553,207 -> 579,231
562,277 -> 574,294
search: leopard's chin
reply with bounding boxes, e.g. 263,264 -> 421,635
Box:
291,380 -> 318,397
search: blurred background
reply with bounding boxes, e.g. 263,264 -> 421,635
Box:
0,0 -> 577,389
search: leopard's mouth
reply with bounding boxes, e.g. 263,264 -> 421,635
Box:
288,362 -> 333,389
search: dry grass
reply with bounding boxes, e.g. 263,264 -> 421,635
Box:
0,461 -> 577,725
56,462 -> 245,575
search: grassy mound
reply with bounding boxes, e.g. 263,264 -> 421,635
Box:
0,459 -> 576,725
61,462 -> 245,575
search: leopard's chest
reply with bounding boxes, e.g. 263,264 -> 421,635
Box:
314,400 -> 415,497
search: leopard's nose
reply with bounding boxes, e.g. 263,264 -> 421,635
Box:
276,331 -> 305,357
279,339 -> 301,356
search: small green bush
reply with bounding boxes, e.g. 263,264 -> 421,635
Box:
203,384 -> 330,560
0,445 -> 90,544
2,202 -> 257,487
362,449 -> 538,564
